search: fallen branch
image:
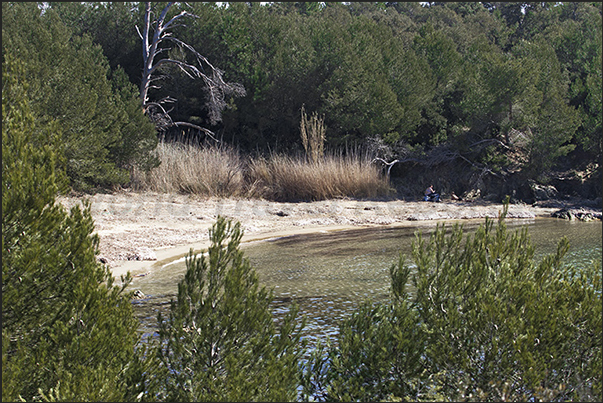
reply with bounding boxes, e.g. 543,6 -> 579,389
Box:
172,122 -> 219,142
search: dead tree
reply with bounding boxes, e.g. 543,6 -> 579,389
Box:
137,2 -> 246,140
372,157 -> 401,177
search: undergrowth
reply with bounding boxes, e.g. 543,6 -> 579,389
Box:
132,142 -> 392,201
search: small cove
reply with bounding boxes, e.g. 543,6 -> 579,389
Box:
131,218 -> 602,344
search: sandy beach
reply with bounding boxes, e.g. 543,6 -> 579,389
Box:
57,191 -> 598,279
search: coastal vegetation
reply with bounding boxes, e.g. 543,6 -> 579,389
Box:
131,141 -> 391,201
301,204 -> 602,402
2,1 -> 601,199
2,2 -> 602,401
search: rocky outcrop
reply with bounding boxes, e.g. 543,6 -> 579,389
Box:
530,182 -> 559,201
551,208 -> 602,221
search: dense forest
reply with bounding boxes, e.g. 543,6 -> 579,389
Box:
2,3 -> 602,402
2,1 -> 601,200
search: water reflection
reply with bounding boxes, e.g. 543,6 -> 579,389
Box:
131,218 -> 602,344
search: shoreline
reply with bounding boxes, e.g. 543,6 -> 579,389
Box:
113,217 -> 557,280
57,191 -> 600,279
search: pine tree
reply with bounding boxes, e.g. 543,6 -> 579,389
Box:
2,2 -> 159,190
303,202 -> 602,402
2,53 -> 141,402
147,216 -> 306,402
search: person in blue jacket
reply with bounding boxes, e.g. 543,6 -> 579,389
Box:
424,185 -> 440,202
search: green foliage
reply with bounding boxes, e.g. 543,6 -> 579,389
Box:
49,1 -> 143,88
2,2 -> 158,191
146,216 -> 306,402
551,2 -> 603,159
37,1 -> 601,189
108,67 -> 160,173
2,53 -> 141,402
303,203 -> 602,402
510,38 -> 579,173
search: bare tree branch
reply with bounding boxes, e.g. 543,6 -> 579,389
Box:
135,24 -> 144,41
138,2 -> 245,139
371,158 -> 400,177
172,122 -> 219,142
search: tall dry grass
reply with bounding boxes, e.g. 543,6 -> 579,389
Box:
247,153 -> 391,201
300,104 -> 326,164
132,141 -> 246,197
132,142 -> 392,201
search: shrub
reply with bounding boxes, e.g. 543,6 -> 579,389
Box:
2,54 -> 141,402
302,202 -> 602,402
145,217 -> 306,401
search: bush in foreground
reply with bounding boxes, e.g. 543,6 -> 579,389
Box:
143,217 -> 306,401
2,53 -> 141,402
302,203 -> 602,402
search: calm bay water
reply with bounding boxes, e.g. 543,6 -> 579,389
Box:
131,218 -> 602,343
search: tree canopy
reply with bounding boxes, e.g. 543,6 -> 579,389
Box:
3,1 -> 601,194
2,1 -> 159,191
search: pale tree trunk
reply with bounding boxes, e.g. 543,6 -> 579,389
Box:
136,2 -> 245,138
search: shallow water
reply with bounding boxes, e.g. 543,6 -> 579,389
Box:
131,218 -> 602,344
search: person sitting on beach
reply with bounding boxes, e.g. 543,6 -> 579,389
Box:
424,185 -> 440,202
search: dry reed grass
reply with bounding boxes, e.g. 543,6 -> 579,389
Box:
300,104 -> 326,164
131,142 -> 245,197
132,142 -> 391,201
247,153 -> 391,201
